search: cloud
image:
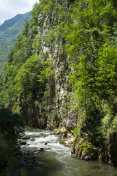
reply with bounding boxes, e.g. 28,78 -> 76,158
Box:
0,0 -> 38,24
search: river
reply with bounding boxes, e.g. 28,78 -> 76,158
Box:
20,129 -> 117,176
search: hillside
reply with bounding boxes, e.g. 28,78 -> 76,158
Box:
0,0 -> 117,168
0,12 -> 31,73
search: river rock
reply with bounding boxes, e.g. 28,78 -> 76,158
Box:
62,134 -> 75,147
37,148 -> 44,153
60,127 -> 67,134
30,137 -> 35,141
53,128 -> 60,135
18,139 -> 27,145
22,136 -> 30,140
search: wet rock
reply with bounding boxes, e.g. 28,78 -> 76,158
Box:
19,149 -> 40,169
37,148 -> 44,153
22,136 -> 30,140
107,131 -> 117,166
45,142 -> 48,145
18,139 -> 27,145
47,148 -> 51,150
53,128 -> 60,135
60,127 -> 68,134
71,148 -> 74,154
30,137 -> 35,141
72,137 -> 98,160
63,133 -> 67,138
54,127 -> 68,137
64,136 -> 75,147
61,133 -> 75,147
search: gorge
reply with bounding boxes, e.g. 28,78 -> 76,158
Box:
0,0 -> 117,175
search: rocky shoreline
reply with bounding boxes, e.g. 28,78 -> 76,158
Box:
15,133 -> 46,176
53,127 -> 117,167
15,127 -> 117,176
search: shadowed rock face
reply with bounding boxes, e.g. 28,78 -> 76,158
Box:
108,132 -> 117,166
19,129 -> 117,176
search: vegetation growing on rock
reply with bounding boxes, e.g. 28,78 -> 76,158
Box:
0,0 -> 117,167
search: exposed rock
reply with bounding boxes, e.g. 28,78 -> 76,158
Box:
21,136 -> 30,140
64,135 -> 75,147
53,127 -> 68,136
37,148 -> 44,153
53,128 -> 60,135
19,149 -> 40,169
30,138 -> 35,141
66,119 -> 77,130
60,132 -> 75,147
18,139 -> 27,145
72,137 -> 98,160
60,127 -> 68,134
107,131 -> 117,166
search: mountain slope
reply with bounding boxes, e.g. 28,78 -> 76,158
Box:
0,12 -> 31,73
1,0 -> 117,167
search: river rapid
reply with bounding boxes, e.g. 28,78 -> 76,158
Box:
20,129 -> 117,176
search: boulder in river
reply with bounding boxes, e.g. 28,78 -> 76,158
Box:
37,148 -> 44,153
30,137 -> 35,141
22,136 -> 30,140
18,139 -> 27,145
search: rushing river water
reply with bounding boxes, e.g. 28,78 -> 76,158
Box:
21,129 -> 117,176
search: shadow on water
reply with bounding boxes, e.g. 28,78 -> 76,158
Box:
20,129 -> 117,176
20,150 -> 64,176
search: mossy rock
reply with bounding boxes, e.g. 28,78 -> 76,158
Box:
60,139 -> 66,145
72,137 -> 98,160
60,127 -> 68,134
53,128 -> 60,135
53,127 -> 68,136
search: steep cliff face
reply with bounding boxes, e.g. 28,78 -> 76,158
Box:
30,1 -> 78,129
1,0 -> 77,130
1,0 -> 117,167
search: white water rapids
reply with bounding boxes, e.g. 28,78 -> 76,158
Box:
20,129 -> 117,176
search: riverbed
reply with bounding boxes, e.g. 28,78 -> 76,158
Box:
20,129 -> 117,176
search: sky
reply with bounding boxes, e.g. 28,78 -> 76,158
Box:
0,0 -> 38,24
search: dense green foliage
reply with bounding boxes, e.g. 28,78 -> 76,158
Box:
67,0 -> 117,143
0,106 -> 24,175
0,12 -> 31,73
0,0 -> 117,164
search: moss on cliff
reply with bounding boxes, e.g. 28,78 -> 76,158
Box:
72,137 -> 98,160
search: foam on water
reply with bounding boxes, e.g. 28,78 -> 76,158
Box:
25,130 -> 71,156
21,130 -> 117,176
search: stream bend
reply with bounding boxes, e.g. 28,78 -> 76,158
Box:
20,129 -> 117,176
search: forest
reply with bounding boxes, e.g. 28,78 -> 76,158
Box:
0,0 -> 117,174
0,12 -> 30,73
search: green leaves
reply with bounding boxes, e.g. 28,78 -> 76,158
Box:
96,43 -> 117,99
0,12 -> 31,73
1,0 -> 117,143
